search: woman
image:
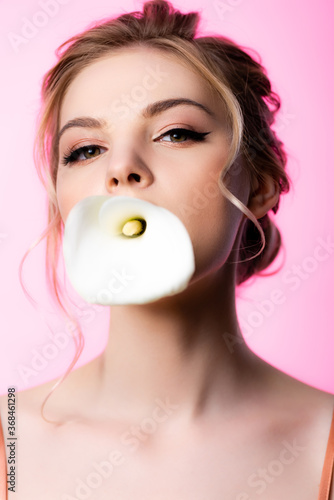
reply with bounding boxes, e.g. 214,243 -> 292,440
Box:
0,1 -> 333,498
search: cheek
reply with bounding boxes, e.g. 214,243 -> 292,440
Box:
171,171 -> 244,279
171,154 -> 250,277
56,170 -> 86,223
190,198 -> 242,277
56,162 -> 109,221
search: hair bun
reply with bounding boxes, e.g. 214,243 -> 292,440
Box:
139,0 -> 199,39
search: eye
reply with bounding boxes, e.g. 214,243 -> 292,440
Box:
155,128 -> 211,144
61,145 -> 106,166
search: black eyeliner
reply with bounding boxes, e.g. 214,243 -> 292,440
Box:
157,127 -> 211,142
61,128 -> 211,166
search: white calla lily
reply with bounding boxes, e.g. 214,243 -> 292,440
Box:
62,196 -> 195,305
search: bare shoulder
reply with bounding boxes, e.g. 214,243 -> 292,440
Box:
250,361 -> 334,499
264,366 -> 334,449
249,359 -> 334,450
258,359 -> 334,413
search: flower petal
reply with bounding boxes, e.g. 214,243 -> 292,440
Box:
63,196 -> 195,305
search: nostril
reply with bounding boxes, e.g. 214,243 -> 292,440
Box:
130,173 -> 141,182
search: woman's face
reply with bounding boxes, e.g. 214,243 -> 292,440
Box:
56,46 -> 250,282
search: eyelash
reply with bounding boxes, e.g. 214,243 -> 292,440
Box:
60,128 -> 211,166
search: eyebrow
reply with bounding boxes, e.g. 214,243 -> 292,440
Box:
56,98 -> 215,143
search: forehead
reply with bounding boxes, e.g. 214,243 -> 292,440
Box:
59,46 -> 224,127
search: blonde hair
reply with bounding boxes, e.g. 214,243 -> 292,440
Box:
22,0 -> 291,422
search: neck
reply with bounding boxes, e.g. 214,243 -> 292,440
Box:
86,262 -> 268,425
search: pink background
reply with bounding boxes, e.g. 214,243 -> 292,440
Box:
1,0 -> 333,395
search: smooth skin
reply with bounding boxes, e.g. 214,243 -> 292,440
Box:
1,47 -> 333,499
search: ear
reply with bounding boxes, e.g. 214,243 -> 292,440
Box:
247,175 -> 279,219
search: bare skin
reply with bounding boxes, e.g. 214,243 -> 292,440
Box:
1,47 -> 333,499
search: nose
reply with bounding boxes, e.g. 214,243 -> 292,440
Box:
105,151 -> 154,194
